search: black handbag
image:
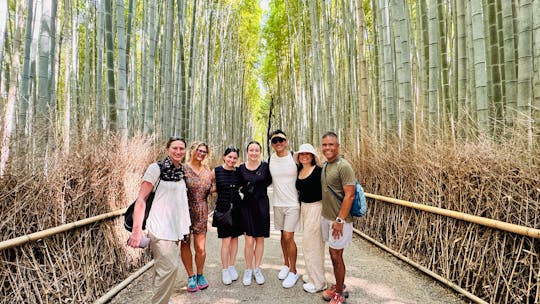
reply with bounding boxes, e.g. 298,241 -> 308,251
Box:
212,205 -> 233,228
124,178 -> 161,232
212,180 -> 236,228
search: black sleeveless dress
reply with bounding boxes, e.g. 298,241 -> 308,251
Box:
239,162 -> 272,237
214,165 -> 244,238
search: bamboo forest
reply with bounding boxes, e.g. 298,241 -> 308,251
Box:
1,0 -> 540,303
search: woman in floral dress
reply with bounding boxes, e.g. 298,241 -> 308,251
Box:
181,142 -> 215,292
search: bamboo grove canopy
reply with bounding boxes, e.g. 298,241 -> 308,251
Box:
1,0 -> 539,170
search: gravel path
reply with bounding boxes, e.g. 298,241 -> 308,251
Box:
109,202 -> 467,304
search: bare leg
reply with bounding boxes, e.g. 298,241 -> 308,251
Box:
283,231 -> 297,273
228,237 -> 239,266
329,247 -> 345,294
280,230 -> 289,267
193,233 -> 206,274
180,238 -> 194,277
221,237 -> 231,269
254,237 -> 265,269
244,235 -> 255,269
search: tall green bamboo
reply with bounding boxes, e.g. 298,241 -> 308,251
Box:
516,0 -> 533,148
104,0 -> 116,132
0,0 -> 23,176
470,0 -> 489,134
116,0 -> 128,142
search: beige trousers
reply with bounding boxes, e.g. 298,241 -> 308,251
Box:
149,233 -> 180,304
301,201 -> 326,289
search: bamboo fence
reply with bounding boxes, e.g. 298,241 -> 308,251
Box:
0,137 -> 157,303
354,139 -> 540,304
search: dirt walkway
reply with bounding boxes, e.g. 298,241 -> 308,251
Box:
109,205 -> 467,304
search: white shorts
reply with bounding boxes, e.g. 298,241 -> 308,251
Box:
274,206 -> 300,232
321,217 -> 353,249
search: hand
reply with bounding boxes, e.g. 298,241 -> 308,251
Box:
331,221 -> 344,239
127,230 -> 143,248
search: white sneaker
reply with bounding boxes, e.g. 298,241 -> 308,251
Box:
242,269 -> 253,286
303,282 -> 326,293
228,265 -> 239,281
282,271 -> 300,288
302,274 -> 309,283
278,266 -> 289,280
222,269 -> 232,285
254,268 -> 265,285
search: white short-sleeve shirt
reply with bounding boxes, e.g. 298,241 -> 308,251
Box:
142,163 -> 191,241
269,152 -> 299,207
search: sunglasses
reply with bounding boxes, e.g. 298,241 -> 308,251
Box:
169,136 -> 184,141
196,149 -> 208,155
225,145 -> 239,154
271,137 -> 286,144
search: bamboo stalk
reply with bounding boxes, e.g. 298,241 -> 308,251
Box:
0,208 -> 127,251
365,193 -> 540,238
353,228 -> 488,304
93,260 -> 154,304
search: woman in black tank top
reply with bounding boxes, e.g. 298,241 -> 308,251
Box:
294,143 -> 327,293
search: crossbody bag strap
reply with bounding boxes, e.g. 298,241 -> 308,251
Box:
153,162 -> 162,192
323,161 -> 344,202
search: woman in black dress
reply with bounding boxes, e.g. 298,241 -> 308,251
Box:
213,146 -> 244,285
239,141 -> 272,285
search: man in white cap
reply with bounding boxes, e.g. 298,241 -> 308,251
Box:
268,129 -> 301,288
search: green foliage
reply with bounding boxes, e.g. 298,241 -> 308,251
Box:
260,0 -> 288,91
237,0 -> 262,66
233,0 -> 262,125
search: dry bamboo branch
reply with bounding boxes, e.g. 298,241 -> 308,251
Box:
354,228 -> 489,304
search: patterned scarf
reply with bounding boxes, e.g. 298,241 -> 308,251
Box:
158,156 -> 185,182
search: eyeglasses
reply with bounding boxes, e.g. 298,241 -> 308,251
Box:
196,149 -> 208,155
271,137 -> 286,144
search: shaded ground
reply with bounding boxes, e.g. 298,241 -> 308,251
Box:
109,197 -> 467,304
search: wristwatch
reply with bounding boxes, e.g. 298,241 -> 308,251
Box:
335,217 -> 344,224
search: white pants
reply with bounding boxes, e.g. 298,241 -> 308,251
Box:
301,201 -> 326,289
149,233 -> 180,304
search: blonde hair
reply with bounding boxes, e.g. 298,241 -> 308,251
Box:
188,141 -> 210,167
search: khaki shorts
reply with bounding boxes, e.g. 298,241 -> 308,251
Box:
321,217 -> 353,249
273,206 -> 300,232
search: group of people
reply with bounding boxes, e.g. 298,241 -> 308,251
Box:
127,130 -> 357,304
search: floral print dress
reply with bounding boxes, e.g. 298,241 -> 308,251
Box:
184,164 -> 214,234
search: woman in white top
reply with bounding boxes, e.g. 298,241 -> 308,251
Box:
128,137 -> 191,304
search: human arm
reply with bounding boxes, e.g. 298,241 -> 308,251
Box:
127,181 -> 154,248
210,169 -> 217,193
331,161 -> 356,239
331,184 -> 354,239
265,162 -> 273,187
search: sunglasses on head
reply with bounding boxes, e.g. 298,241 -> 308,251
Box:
271,137 -> 286,144
225,145 -> 239,154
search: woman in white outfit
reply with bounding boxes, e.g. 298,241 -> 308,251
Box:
294,143 -> 327,293
128,137 -> 191,304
